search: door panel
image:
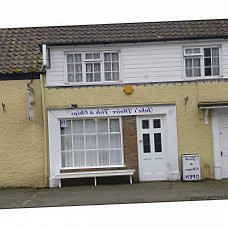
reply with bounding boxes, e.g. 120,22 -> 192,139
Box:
220,115 -> 228,178
138,116 -> 168,181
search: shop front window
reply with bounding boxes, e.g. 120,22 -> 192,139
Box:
60,118 -> 123,168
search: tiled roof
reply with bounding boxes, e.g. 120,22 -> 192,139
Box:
0,19 -> 228,75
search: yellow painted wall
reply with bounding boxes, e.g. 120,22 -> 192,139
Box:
0,79 -> 46,187
44,79 -> 228,180
1,77 -> 227,187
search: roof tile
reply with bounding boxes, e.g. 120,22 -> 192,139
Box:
0,19 -> 228,75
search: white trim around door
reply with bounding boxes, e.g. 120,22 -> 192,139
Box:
136,105 -> 180,181
212,109 -> 228,180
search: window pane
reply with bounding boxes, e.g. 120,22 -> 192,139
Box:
86,63 -> 93,72
143,134 -> 151,153
105,72 -> 112,81
193,58 -> 200,67
67,54 -> 73,63
74,151 -> 85,167
85,119 -> 96,133
204,58 -> 211,67
104,63 -> 111,71
97,119 -> 108,132
85,135 -> 96,149
85,53 -> 92,59
94,73 -> 101,82
112,63 -> 119,71
72,120 -> 83,134
185,59 -> 192,68
61,135 -> 72,150
86,151 -> 97,166
98,135 -> 109,148
62,152 -> 73,167
110,134 -> 121,148
212,48 -> 219,57
185,49 -> 193,55
112,72 -> 119,81
94,63 -> 100,72
110,119 -> 120,132
204,48 -> 211,57
110,150 -> 122,165
74,54 -> 82,62
98,150 -> 109,166
104,53 -> 111,61
154,133 -> 162,153
76,74 -> 82,82
93,53 -> 100,59
73,135 -> 84,150
67,64 -> 74,73
212,57 -> 219,66
142,120 -> 149,129
205,67 -> 212,76
213,67 -> 220,76
153,119 -> 161,128
68,74 -> 74,82
193,48 -> 201,54
194,68 -> 201,77
112,53 -> 119,61
86,73 -> 93,82
186,68 -> 192,77
75,64 -> 82,72
61,154 -> 66,167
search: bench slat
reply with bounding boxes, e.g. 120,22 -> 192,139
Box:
53,169 -> 135,187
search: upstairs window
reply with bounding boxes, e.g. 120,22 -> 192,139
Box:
66,51 -> 120,83
184,47 -> 221,78
84,52 -> 102,82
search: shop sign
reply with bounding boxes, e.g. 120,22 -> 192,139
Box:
71,106 -> 153,118
27,87 -> 34,121
182,154 -> 201,181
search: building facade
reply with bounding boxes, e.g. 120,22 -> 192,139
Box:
0,19 -> 228,187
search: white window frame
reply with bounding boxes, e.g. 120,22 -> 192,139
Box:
60,117 -> 125,170
65,51 -> 121,85
183,46 -> 222,79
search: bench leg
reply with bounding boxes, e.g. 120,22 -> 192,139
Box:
129,175 -> 132,184
94,177 -> 97,186
58,179 -> 62,188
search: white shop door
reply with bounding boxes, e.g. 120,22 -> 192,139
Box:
220,114 -> 228,178
137,116 -> 168,181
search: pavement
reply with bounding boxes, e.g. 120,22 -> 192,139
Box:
1,180 -> 228,209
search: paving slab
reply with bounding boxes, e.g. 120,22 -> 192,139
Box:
0,180 -> 228,209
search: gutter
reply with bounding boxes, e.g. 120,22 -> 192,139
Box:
0,72 -> 41,81
40,73 -> 49,187
43,35 -> 228,47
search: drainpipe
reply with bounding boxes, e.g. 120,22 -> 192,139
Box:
40,73 -> 49,187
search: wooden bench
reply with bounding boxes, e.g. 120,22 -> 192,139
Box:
53,169 -> 135,188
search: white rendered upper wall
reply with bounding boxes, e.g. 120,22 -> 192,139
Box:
46,39 -> 228,86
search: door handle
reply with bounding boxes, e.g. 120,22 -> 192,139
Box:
221,151 -> 223,157
139,140 -> 142,143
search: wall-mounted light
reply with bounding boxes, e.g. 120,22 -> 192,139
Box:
69,104 -> 78,109
2,102 -> 5,111
184,96 -> 189,105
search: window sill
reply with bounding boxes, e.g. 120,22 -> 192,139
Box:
60,165 -> 126,170
64,81 -> 122,86
184,75 -> 223,80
